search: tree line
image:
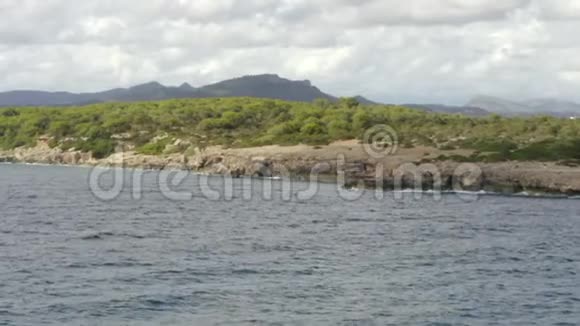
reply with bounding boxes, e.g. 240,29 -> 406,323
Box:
1,97 -> 579,161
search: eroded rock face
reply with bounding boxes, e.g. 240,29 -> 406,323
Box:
6,147 -> 94,165
251,159 -> 272,177
479,163 -> 580,194
0,155 -> 14,163
452,163 -> 484,191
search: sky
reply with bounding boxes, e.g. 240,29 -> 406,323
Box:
0,0 -> 579,104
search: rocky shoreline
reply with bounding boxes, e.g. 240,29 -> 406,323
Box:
2,141 -> 580,195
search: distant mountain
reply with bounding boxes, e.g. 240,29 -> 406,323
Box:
0,74 -> 376,107
3,76 -> 578,118
0,91 -> 85,107
0,82 -> 197,107
524,99 -> 580,116
352,95 -> 379,105
93,81 -> 198,102
467,96 -> 532,116
403,96 -> 580,118
467,96 -> 580,117
403,104 -> 491,117
195,74 -> 335,102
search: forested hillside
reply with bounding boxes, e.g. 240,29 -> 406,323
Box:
1,97 -> 579,162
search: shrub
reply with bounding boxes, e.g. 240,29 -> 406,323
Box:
136,138 -> 172,155
75,139 -> 115,159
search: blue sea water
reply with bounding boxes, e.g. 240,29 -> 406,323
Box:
0,164 -> 579,325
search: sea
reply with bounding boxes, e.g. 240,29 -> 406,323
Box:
1,164 -> 579,325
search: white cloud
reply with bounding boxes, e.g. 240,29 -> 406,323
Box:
534,0 -> 580,19
560,70 -> 580,82
315,0 -> 531,26
0,0 -> 579,104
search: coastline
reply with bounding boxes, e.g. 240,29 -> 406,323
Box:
2,140 -> 580,196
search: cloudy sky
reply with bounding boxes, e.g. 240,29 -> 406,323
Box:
0,0 -> 579,104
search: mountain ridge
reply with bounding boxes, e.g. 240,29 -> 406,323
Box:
467,95 -> 580,117
1,74 -> 579,117
0,74 -> 364,107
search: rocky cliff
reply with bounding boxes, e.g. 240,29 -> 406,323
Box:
2,141 -> 580,195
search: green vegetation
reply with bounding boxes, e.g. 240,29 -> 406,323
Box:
136,137 -> 173,155
0,97 -> 579,162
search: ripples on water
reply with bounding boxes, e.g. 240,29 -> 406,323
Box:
1,164 -> 579,325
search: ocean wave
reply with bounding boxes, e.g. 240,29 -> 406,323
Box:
79,231 -> 150,241
386,188 -> 578,199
